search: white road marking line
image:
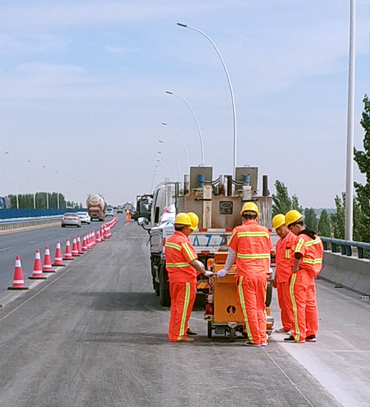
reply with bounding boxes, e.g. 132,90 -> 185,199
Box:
28,241 -> 36,244
0,247 -> 13,252
263,348 -> 315,407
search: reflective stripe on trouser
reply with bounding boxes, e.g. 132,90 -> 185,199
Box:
276,281 -> 294,331
237,274 -> 267,345
168,282 -> 196,342
289,272 -> 318,342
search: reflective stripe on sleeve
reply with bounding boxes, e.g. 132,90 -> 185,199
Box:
295,238 -> 305,253
302,258 -> 322,264
183,242 -> 196,261
285,249 -> 290,259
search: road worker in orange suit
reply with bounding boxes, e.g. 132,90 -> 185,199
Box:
125,210 -> 131,222
272,214 -> 296,334
185,212 -> 200,336
217,203 -> 273,347
284,210 -> 323,343
165,213 -> 213,343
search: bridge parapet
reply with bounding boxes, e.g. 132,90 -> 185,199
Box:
320,237 -> 370,296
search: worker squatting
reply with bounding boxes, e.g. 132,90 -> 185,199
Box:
164,205 -> 323,345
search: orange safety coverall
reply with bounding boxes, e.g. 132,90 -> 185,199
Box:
126,210 -> 131,222
165,231 -> 198,342
228,220 -> 273,345
275,231 -> 296,331
288,232 -> 323,342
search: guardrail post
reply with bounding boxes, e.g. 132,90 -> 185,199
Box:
341,244 -> 346,256
332,242 -> 337,253
345,244 -> 352,257
358,247 -> 364,259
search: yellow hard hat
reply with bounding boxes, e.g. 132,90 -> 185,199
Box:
285,210 -> 304,226
174,213 -> 192,226
272,214 -> 286,230
187,212 -> 199,231
240,202 -> 259,215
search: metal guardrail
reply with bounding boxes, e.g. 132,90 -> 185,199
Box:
0,215 -> 62,225
321,237 -> 370,259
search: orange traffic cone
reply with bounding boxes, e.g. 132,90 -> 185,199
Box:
77,236 -> 83,254
82,235 -> 88,252
8,256 -> 29,290
43,247 -> 54,272
72,238 -> 79,256
100,226 -> 105,241
64,239 -> 73,260
96,230 -> 101,243
29,250 -> 47,279
53,241 -> 65,266
92,231 -> 96,246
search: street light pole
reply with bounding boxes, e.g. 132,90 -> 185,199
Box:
159,140 -> 181,179
345,0 -> 356,241
162,122 -> 190,170
165,90 -> 204,165
177,23 -> 237,177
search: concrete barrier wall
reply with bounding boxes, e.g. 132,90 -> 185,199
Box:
320,252 -> 370,295
0,219 -> 59,233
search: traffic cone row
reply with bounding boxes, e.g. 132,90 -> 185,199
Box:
8,217 -> 120,290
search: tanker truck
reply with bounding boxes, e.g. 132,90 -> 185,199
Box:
86,194 -> 106,221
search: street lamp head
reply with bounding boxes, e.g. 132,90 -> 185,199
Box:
177,23 -> 188,28
165,91 -> 173,95
158,140 -> 163,143
162,122 -> 167,126
158,152 -> 162,154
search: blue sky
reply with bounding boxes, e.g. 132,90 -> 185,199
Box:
0,0 -> 369,208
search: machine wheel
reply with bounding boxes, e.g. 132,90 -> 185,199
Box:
207,321 -> 213,339
159,286 -> 170,306
229,327 -> 236,342
265,286 -> 272,307
154,281 -> 160,296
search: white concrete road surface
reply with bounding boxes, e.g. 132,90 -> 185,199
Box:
0,221 -> 368,407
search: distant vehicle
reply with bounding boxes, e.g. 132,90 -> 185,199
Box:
86,194 -> 106,221
117,206 -> 124,214
105,207 -> 114,217
61,213 -> 82,228
0,196 -> 10,209
77,212 -> 91,224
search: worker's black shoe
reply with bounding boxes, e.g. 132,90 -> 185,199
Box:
305,335 -> 317,342
284,335 -> 305,343
186,328 -> 197,336
245,341 -> 261,347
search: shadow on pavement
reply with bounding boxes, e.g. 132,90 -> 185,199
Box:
79,331 -> 266,347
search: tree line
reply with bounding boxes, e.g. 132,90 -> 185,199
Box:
7,193 -> 82,210
272,95 -> 369,244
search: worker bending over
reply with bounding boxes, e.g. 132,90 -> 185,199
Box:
272,214 -> 295,334
218,203 -> 273,347
165,213 -> 213,343
284,210 -> 323,343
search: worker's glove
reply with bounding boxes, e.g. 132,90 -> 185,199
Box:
195,260 -> 205,269
204,270 -> 214,277
217,269 -> 229,278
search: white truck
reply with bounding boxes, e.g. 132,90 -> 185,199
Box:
140,167 -> 276,306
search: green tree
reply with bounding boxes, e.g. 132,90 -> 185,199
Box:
272,180 -> 292,216
318,209 -> 331,237
304,208 -> 318,231
354,95 -> 370,243
292,194 -> 303,213
331,194 -> 345,239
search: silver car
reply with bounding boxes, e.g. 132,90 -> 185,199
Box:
61,212 -> 82,227
77,212 -> 91,224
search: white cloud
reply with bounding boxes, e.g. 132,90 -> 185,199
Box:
105,45 -> 137,54
0,34 -> 69,55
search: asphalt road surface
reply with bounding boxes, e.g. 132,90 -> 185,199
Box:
0,221 -> 368,407
0,217 -> 122,290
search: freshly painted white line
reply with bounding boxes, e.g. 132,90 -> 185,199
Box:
0,247 -> 13,252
